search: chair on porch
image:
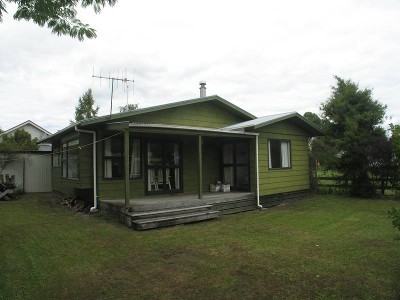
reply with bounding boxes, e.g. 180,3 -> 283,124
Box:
157,169 -> 172,190
148,169 -> 158,191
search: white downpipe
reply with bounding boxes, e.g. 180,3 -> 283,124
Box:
256,135 -> 263,210
74,126 -> 98,213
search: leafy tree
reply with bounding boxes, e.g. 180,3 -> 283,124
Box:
390,124 -> 400,198
303,112 -> 337,169
388,207 -> 400,240
0,129 -> 38,173
320,76 -> 387,197
303,112 -> 323,128
74,88 -> 99,122
119,103 -> 138,113
0,0 -> 117,41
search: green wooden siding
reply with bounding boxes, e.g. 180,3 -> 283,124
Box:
127,102 -> 246,128
255,120 -> 311,196
51,132 -> 90,195
50,102 -> 312,201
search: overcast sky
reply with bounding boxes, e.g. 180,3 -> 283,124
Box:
1,0 -> 399,133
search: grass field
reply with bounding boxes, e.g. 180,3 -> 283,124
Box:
1,193 -> 400,299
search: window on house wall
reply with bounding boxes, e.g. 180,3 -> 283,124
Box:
61,139 -> 79,179
52,148 -> 60,167
104,137 -> 141,179
268,139 -> 291,169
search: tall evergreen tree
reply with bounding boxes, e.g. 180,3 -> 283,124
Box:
74,89 -> 99,122
321,76 -> 388,197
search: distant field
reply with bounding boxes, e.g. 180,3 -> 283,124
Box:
1,193 -> 400,299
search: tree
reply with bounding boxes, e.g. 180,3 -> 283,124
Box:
320,76 -> 388,197
303,112 -> 323,128
119,103 -> 138,113
390,124 -> 400,198
0,0 -> 117,41
303,112 -> 336,169
74,89 -> 99,122
0,129 -> 38,173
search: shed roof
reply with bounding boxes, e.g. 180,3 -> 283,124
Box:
223,112 -> 323,136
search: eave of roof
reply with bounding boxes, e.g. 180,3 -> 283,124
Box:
128,122 -> 258,137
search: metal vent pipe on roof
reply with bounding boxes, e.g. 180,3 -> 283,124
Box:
199,81 -> 206,97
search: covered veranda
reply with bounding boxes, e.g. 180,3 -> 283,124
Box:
104,121 -> 260,210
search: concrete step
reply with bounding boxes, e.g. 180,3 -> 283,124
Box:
132,210 -> 220,230
126,204 -> 213,220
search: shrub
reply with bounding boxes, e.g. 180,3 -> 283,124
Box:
388,207 -> 400,240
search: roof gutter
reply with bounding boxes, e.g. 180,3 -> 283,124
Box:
74,126 -> 98,213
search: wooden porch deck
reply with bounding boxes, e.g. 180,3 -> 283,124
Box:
101,192 -> 256,230
101,192 -> 256,212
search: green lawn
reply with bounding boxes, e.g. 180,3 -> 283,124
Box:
1,193 -> 400,299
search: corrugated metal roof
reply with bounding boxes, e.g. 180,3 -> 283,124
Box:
223,112 -> 296,130
222,111 -> 323,136
129,122 -> 258,136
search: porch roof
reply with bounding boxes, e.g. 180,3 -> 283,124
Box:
106,122 -> 259,138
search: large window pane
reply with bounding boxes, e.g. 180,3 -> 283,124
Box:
223,144 -> 234,164
130,139 -> 141,179
68,148 -> 79,179
146,141 -> 182,193
148,142 -> 162,165
165,143 -> 180,165
61,140 -> 79,179
104,137 -> 123,178
235,143 -> 248,164
269,140 -> 281,168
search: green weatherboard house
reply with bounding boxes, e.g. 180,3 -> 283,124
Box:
42,86 -> 322,230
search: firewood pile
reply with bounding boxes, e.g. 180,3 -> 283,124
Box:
59,194 -> 92,213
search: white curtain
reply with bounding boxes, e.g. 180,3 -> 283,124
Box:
104,140 -> 112,178
104,159 -> 112,178
281,141 -> 290,168
174,168 -> 180,189
173,144 -> 179,164
223,166 -> 234,187
130,139 -> 140,178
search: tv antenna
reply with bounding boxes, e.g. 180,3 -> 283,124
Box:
92,68 -> 134,117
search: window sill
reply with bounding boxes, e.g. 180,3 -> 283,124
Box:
62,177 -> 80,181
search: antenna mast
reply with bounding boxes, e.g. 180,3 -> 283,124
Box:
92,69 -> 134,117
